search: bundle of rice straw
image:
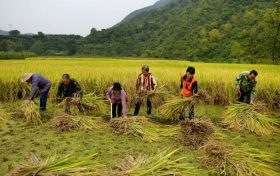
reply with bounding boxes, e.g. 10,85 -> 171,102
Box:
224,103 -> 279,135
113,149 -> 197,176
52,113 -> 103,132
179,119 -> 214,148
20,100 -> 42,125
10,153 -> 104,176
110,117 -> 159,142
200,141 -> 279,176
81,94 -> 109,114
158,97 -> 193,121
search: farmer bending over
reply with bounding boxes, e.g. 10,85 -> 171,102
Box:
56,74 -> 83,114
236,70 -> 258,104
21,73 -> 52,111
134,65 -> 157,117
179,66 -> 198,122
106,82 -> 127,118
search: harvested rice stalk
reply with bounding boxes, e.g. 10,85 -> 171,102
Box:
200,142 -> 280,176
158,97 -> 193,121
224,103 -> 279,135
113,149 -> 197,176
10,153 -> 103,176
110,117 -> 159,142
20,100 -> 42,125
52,113 -> 104,132
179,119 -> 214,148
81,95 -> 109,114
57,97 -> 80,108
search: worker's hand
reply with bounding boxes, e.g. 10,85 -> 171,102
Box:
236,86 -> 241,94
193,93 -> 199,97
123,115 -> 128,118
250,101 -> 254,105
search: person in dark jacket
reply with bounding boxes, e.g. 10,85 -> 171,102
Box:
21,73 -> 52,111
56,74 -> 83,113
179,66 -> 198,122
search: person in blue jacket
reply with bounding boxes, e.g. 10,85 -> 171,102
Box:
21,73 -> 52,111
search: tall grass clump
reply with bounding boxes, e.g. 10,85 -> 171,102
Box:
0,52 -> 36,60
224,103 -> 279,135
20,100 -> 42,125
9,154 -> 103,176
113,149 -> 197,176
200,141 -> 280,176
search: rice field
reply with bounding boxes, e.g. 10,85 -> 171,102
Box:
0,57 -> 280,175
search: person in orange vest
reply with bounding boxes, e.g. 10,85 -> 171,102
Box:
179,66 -> 198,122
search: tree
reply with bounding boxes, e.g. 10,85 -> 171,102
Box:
272,0 -> 280,64
9,30 -> 20,36
90,28 -> 98,35
231,41 -> 244,63
209,29 -> 220,41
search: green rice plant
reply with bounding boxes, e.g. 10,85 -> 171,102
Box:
157,97 -> 193,121
9,153 -> 104,176
224,103 -> 279,135
52,113 -> 105,132
20,100 -> 42,125
110,117 -> 159,142
114,148 -> 197,176
200,141 -> 280,176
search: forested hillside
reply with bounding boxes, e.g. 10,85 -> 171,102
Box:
79,0 -> 280,64
0,0 -> 279,63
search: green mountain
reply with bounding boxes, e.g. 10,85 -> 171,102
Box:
79,0 -> 280,64
118,0 -> 172,25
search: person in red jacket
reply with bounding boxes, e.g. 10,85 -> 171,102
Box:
179,66 -> 198,122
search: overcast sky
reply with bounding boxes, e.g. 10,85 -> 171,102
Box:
0,0 -> 158,36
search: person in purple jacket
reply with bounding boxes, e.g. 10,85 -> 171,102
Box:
106,82 -> 127,118
21,73 -> 52,111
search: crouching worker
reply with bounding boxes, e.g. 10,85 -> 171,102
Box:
21,73 -> 52,111
236,70 -> 258,104
56,74 -> 83,114
106,82 -> 127,118
179,66 -> 198,122
134,65 -> 157,117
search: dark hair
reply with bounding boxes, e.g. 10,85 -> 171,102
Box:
112,82 -> 122,91
142,65 -> 149,72
250,70 -> 258,76
62,73 -> 70,79
186,66 -> 195,74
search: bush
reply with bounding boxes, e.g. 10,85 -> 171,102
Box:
0,52 -> 36,60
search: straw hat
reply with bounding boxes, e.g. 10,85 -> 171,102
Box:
21,73 -> 33,83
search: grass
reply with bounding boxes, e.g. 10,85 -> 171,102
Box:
0,58 -> 280,175
224,103 -> 279,135
0,102 -> 279,175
